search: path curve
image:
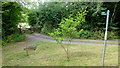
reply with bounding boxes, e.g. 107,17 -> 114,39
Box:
1,33 -> 119,56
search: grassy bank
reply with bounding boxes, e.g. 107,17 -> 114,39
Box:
2,33 -> 26,46
3,41 -> 118,66
71,40 -> 118,45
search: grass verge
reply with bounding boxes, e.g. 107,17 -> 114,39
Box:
3,41 -> 118,66
71,40 -> 118,45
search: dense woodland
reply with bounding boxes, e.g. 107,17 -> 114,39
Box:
1,1 -> 120,46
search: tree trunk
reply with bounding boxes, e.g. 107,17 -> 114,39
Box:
59,43 -> 69,61
110,3 -> 118,23
66,43 -> 69,61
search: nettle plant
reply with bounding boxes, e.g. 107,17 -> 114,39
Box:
49,10 -> 87,61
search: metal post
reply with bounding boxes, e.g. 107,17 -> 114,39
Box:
102,10 -> 110,66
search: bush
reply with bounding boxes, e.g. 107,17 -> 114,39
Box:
92,30 -> 104,40
79,30 -> 94,39
41,23 -> 53,35
78,30 -> 118,40
107,31 -> 118,40
2,34 -> 26,46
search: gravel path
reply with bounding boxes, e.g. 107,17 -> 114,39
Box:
1,33 -> 119,56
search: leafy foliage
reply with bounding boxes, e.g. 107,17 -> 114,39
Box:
2,2 -> 23,36
49,10 -> 87,44
49,10 -> 87,61
2,33 -> 26,46
2,2 -> 27,46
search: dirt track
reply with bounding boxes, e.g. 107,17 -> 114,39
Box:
1,33 -> 119,56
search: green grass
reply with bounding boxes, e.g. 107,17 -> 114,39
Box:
71,40 -> 118,45
2,46 -> 20,53
27,33 -> 35,36
3,41 -> 118,66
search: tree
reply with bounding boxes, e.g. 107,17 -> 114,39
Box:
2,2 -> 23,37
28,2 -> 104,33
49,10 -> 87,61
2,2 -> 27,46
102,2 -> 120,31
